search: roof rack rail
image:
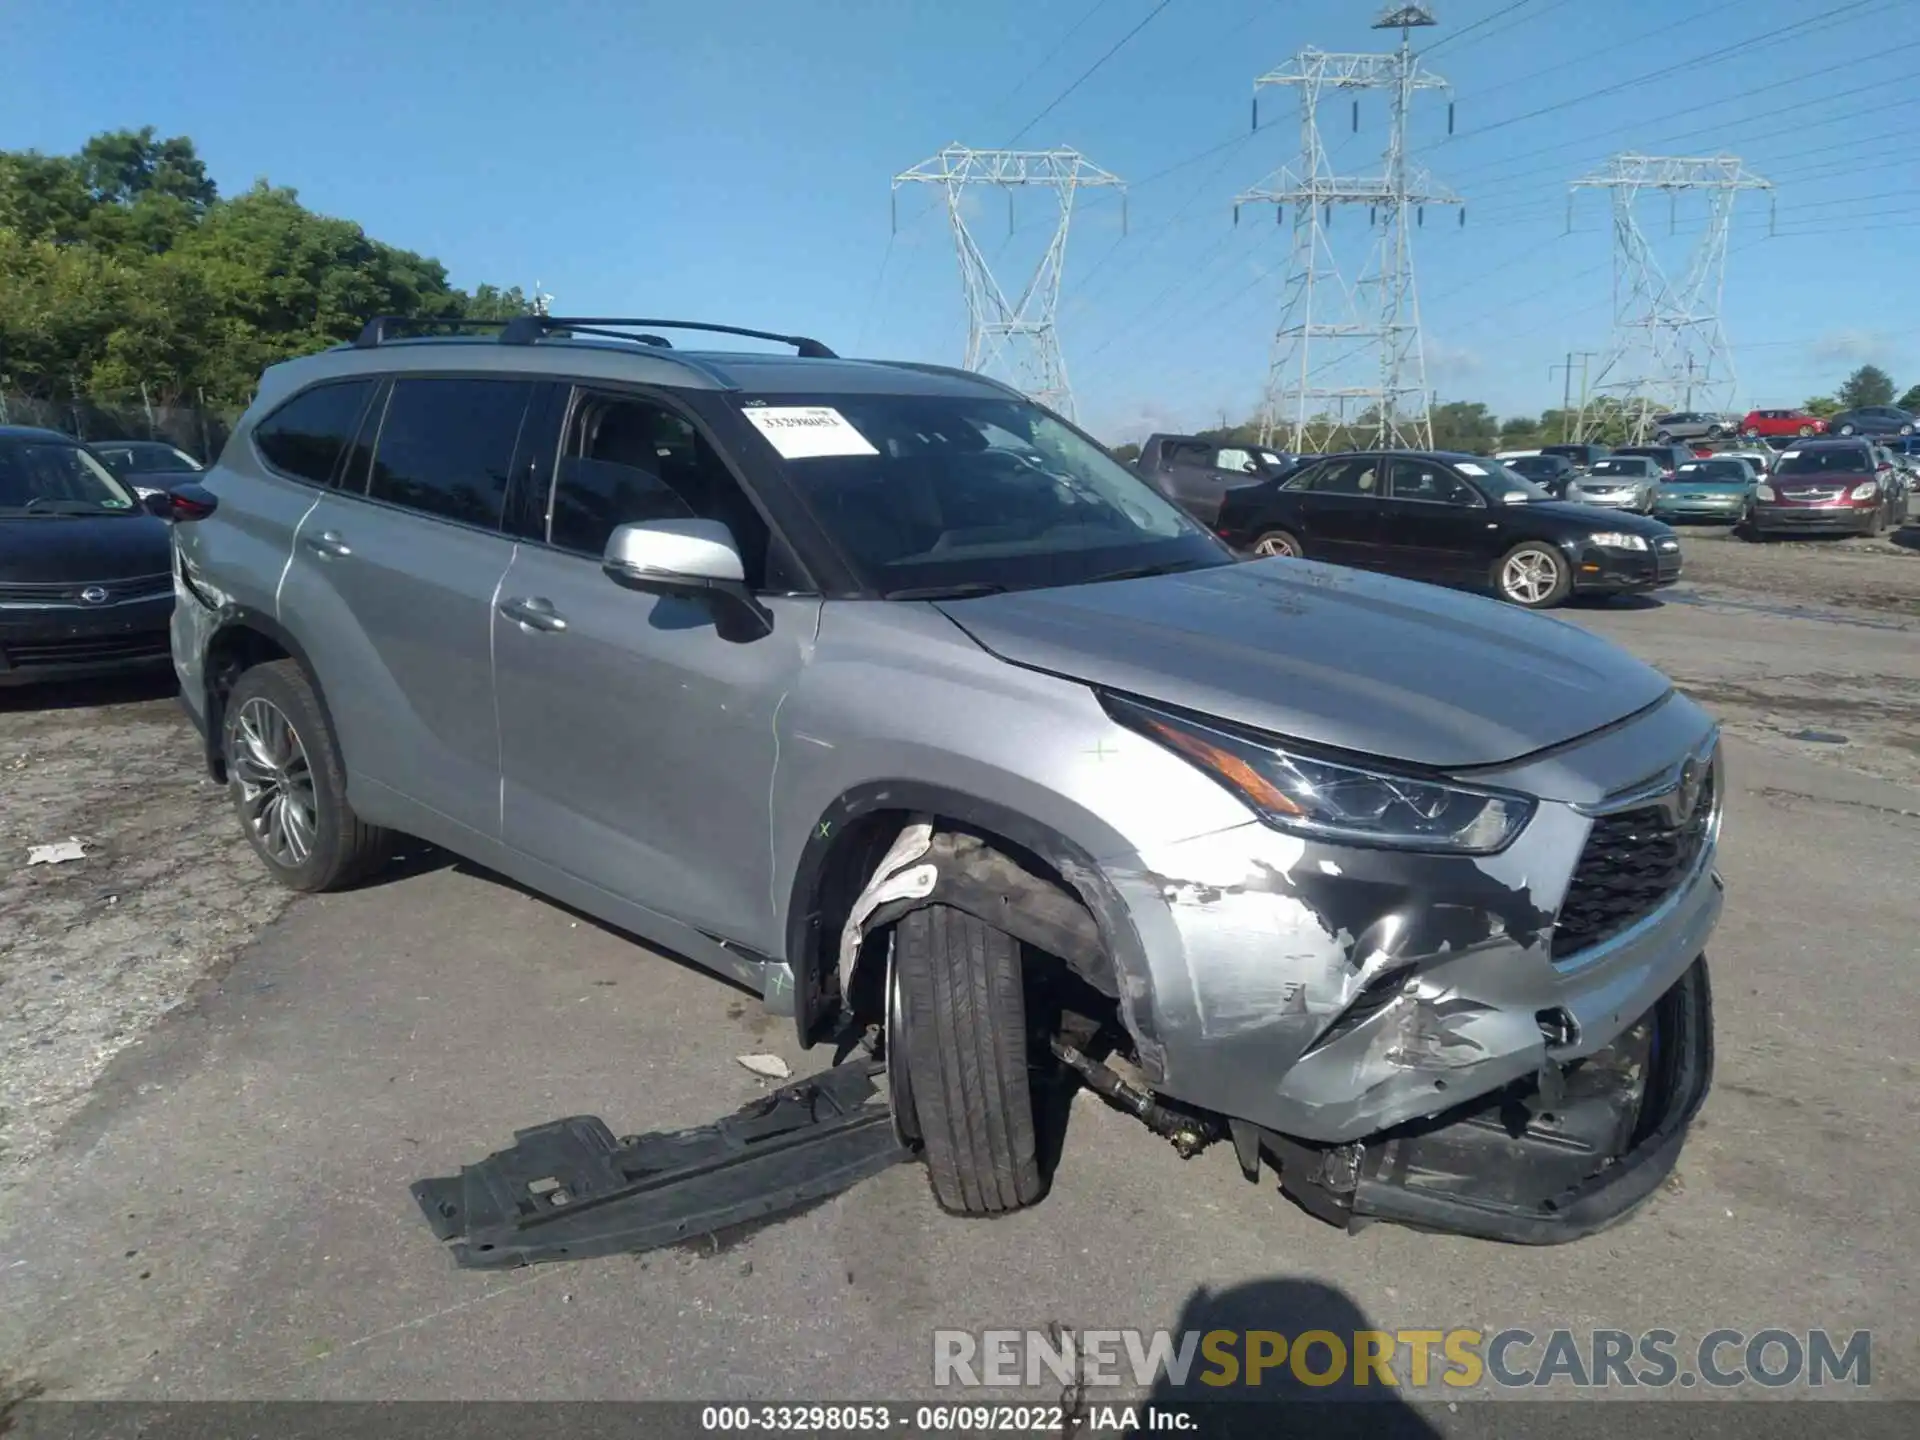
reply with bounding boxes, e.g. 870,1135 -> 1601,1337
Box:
497,315 -> 838,359
353,316 -> 513,348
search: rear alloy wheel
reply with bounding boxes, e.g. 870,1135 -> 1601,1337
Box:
1654,431 -> 1673,443
1901,424 -> 1915,436
223,660 -> 392,892
1496,542 -> 1572,609
890,904 -> 1043,1215
1707,425 -> 1725,439
1798,424 -> 1815,437
1251,529 -> 1302,559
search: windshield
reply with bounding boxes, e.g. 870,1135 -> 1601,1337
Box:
1454,458 -> 1549,503
1774,446 -> 1874,477
0,438 -> 142,516
1590,458 -> 1651,477
735,394 -> 1229,596
1672,460 -> 1749,483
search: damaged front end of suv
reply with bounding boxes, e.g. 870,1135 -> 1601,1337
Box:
818,562 -> 1724,1246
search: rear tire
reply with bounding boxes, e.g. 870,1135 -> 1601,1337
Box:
1251,529 -> 1302,559
892,905 -> 1043,1216
222,660 -> 392,893
1797,424 -> 1814,437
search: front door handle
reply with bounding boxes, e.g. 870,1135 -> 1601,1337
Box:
499,596 -> 568,633
304,530 -> 352,559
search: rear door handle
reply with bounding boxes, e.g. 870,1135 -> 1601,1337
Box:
498,596 -> 568,633
304,530 -> 352,559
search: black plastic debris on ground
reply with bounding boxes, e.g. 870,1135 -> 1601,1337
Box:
1787,728 -> 1849,745
410,1061 -> 909,1268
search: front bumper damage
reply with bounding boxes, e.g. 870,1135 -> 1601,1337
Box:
1261,957 -> 1713,1243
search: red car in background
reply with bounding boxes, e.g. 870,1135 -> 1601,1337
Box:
1741,408 -> 1827,439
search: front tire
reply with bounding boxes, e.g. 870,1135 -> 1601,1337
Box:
1495,542 -> 1572,609
1251,529 -> 1303,559
1654,431 -> 1673,443
1837,423 -> 1856,436
222,660 -> 392,892
891,904 -> 1043,1215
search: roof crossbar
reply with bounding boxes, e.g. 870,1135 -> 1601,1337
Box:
497,315 -> 837,358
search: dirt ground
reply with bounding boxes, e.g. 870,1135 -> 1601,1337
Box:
0,677 -> 291,1191
0,524 -> 1914,1200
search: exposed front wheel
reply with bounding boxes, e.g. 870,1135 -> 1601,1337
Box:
222,660 -> 392,892
1496,542 -> 1572,609
1837,423 -> 1856,436
890,904 -> 1043,1215
1251,529 -> 1303,559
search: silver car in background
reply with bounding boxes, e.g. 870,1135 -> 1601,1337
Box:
167,315 -> 1724,1244
1577,455 -> 1660,513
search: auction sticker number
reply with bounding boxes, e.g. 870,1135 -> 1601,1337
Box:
742,406 -> 880,459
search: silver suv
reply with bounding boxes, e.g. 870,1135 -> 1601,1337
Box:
171,316 -> 1723,1243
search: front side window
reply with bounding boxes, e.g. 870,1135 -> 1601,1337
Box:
0,438 -> 141,515
1389,460 -> 1478,505
253,380 -> 376,486
1214,447 -> 1256,473
731,392 -> 1222,596
547,392 -> 774,585
362,378 -> 532,528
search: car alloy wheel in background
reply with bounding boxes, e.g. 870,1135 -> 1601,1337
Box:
1252,530 -> 1301,558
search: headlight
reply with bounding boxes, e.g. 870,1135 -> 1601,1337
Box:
1587,532 -> 1649,550
1756,483 -> 1775,500
1850,480 -> 1879,500
1102,696 -> 1534,854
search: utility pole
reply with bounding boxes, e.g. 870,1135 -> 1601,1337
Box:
894,146 -> 1125,421
1236,4 -> 1461,452
1571,153 -> 1773,443
1550,350 -> 1599,441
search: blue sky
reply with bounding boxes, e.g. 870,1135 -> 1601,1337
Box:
5,0 -> 1915,440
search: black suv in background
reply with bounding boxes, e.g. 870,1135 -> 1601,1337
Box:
1612,444 -> 1695,479
1539,442 -> 1610,474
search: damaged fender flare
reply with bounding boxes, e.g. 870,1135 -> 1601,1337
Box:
195,604 -> 337,784
785,782 -> 1161,1068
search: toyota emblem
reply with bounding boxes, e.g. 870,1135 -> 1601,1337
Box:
79,586 -> 110,605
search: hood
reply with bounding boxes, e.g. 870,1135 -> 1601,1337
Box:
0,512 -> 173,583
934,560 -> 1672,770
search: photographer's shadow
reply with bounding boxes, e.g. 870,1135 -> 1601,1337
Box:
1135,1279 -> 1444,1439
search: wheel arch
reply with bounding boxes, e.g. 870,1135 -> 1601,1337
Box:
783,779 -> 1159,1062
198,606 -> 335,784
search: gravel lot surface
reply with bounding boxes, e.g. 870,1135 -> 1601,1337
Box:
1,523 -> 1915,1414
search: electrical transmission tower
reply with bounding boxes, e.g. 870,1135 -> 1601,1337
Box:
1236,4 -> 1460,452
893,146 -> 1124,420
1571,153 -> 1774,443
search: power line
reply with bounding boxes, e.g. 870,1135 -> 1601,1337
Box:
990,0 -> 1122,119
1006,0 -> 1179,146
1436,0 -> 1890,148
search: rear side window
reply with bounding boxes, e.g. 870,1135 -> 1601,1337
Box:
363,378 -> 532,528
253,380 -> 375,485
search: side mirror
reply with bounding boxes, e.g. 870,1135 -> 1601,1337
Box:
602,518 -> 771,640
145,483 -> 218,522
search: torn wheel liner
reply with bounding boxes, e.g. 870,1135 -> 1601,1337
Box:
1263,957 -> 1714,1245
410,1061 -> 910,1268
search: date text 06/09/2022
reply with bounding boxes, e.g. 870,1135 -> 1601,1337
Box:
699,1404 -> 1197,1433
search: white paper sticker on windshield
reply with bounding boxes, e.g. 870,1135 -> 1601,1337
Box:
1455,461 -> 1488,475
1779,450 -> 1801,460
742,406 -> 879,459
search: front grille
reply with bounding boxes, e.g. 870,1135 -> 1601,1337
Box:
0,574 -> 173,605
0,632 -> 172,668
1779,487 -> 1843,502
1552,767 -> 1715,961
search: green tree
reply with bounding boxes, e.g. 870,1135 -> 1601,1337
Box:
0,130 -> 528,407
1428,400 -> 1498,454
1802,395 -> 1840,419
1836,364 -> 1895,411
1109,441 -> 1141,463
1896,384 -> 1920,412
